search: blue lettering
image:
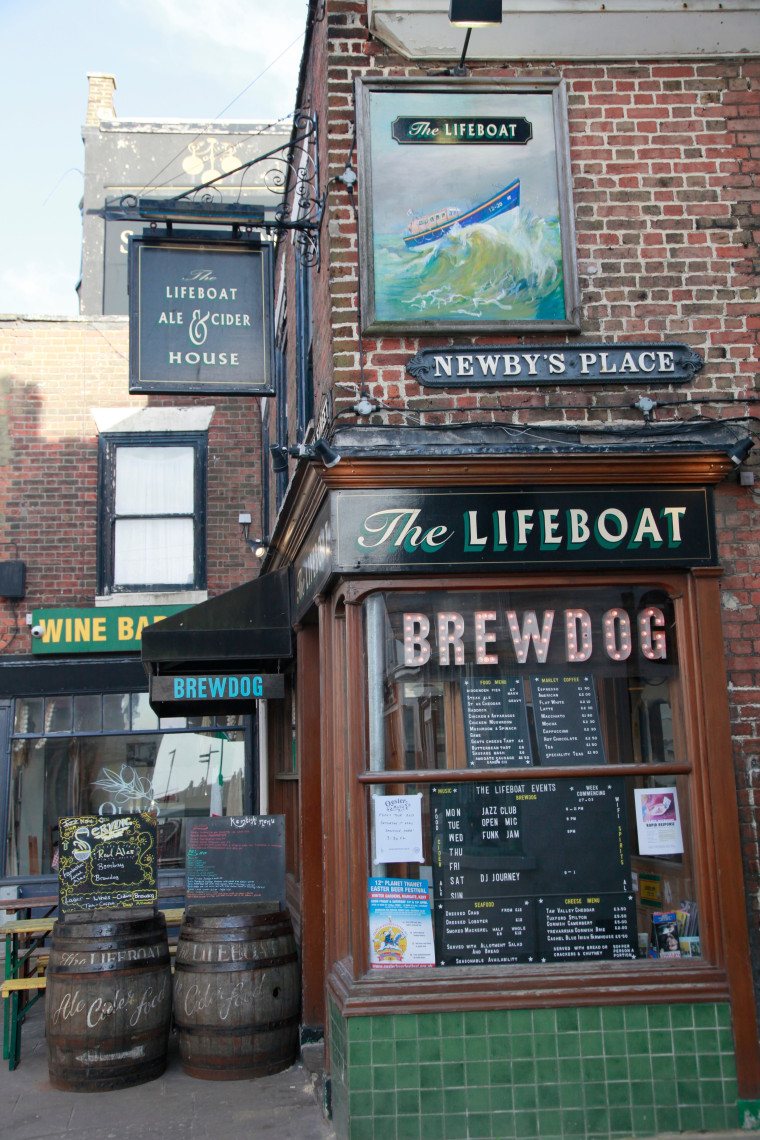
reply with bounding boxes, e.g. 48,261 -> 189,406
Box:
198,678 -> 207,698
229,677 -> 239,697
174,678 -> 185,698
241,676 -> 251,697
253,676 -> 263,697
187,678 -> 197,698
208,676 -> 227,698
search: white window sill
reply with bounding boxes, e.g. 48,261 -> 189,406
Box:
95,590 -> 208,608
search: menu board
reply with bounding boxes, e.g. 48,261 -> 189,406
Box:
430,780 -> 636,965
530,674 -> 606,765
186,816 -> 286,909
58,812 -> 158,914
461,677 -> 533,768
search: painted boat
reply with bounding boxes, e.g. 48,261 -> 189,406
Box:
403,179 -> 520,249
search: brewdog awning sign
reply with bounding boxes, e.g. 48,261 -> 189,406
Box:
129,235 -> 274,395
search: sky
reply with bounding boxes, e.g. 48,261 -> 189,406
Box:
0,0 -> 308,316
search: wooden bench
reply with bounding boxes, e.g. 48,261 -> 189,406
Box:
1,976 -> 46,1071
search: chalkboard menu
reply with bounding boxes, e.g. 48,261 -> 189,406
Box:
186,816 -> 286,908
430,780 -> 636,965
58,813 -> 158,914
530,674 -> 606,765
461,677 -> 533,768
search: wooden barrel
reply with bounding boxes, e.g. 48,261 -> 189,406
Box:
173,905 -> 300,1080
45,909 -> 172,1091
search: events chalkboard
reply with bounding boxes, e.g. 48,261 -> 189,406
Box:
461,677 -> 533,768
186,816 -> 286,908
58,813 -> 158,914
530,674 -> 606,765
430,780 -> 636,965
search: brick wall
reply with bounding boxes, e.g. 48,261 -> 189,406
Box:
0,316 -> 263,653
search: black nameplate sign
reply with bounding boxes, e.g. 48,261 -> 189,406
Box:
150,672 -> 285,716
406,342 -> 702,387
461,676 -> 533,768
391,116 -> 532,146
129,236 -> 274,395
186,816 -> 286,909
530,674 -> 606,766
430,780 -> 636,965
58,812 -> 158,914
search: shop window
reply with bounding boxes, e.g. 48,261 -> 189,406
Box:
98,433 -> 207,594
6,693 -> 246,878
362,587 -> 698,968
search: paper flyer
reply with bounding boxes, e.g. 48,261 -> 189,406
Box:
634,787 -> 684,856
373,793 -> 424,864
369,877 -> 436,968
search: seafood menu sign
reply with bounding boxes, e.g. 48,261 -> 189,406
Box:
58,813 -> 158,914
356,77 -> 579,334
129,236 -> 274,394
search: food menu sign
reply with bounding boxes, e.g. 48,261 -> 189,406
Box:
58,813 -> 158,914
430,780 -> 636,966
129,237 -> 274,395
186,816 -> 286,909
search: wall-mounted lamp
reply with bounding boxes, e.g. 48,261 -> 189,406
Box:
728,437 -> 754,466
270,439 -> 342,470
448,0 -> 503,76
238,513 -> 270,559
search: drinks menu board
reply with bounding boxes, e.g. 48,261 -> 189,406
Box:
186,816 -> 286,908
58,812 -> 158,914
430,780 -> 636,965
460,677 -> 533,768
530,674 -> 606,765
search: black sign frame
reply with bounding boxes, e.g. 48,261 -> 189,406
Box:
57,812 -> 158,914
128,232 -> 275,395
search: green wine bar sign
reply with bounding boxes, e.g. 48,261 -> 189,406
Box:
31,605 -> 189,655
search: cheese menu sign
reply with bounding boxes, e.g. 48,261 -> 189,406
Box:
129,237 -> 274,394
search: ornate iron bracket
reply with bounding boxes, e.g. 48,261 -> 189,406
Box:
116,111 -> 324,268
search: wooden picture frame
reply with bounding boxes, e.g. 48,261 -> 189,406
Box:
355,76 -> 581,336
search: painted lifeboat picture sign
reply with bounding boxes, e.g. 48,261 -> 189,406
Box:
128,235 -> 274,394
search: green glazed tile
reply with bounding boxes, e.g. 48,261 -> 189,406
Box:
623,1005 -> 648,1030
532,1007 -> 557,1034
465,1112 -> 492,1139
675,1053 -> 698,1081
418,1037 -> 441,1064
578,1006 -> 602,1031
443,1086 -> 467,1115
397,1089 -> 421,1115
488,1036 -> 511,1061
371,1090 -> 397,1116
533,1034 -> 557,1060
581,1056 -> 604,1083
394,1016 -> 417,1039
602,1030 -> 627,1056
464,1011 -> 488,1036
513,1083 -> 538,1111
349,1118 -> 375,1140
556,1007 -> 580,1032
653,1078 -> 678,1107
417,1013 -> 441,1038
419,1089 -> 442,1115
670,1005 -> 694,1029
604,1055 -> 630,1083
601,1007 -> 625,1030
371,1015 -> 395,1039
561,1108 -> 587,1135
679,1104 -> 705,1131
716,1004 -> 732,1028
465,1061 -> 491,1087
512,1034 -> 535,1059
627,1054 -> 653,1081
696,1027 -> 721,1054
655,1106 -> 680,1132
373,1066 -> 396,1092
698,1052 -> 722,1080
626,1030 -> 651,1056
512,1110 -> 539,1138
510,1058 -> 536,1085
489,1059 -> 513,1086
648,1028 -> 674,1054
396,1064 -> 420,1090
721,1052 -> 738,1080
441,1035 -> 465,1062
580,1031 -> 603,1057
634,1105 -> 656,1133
419,1116 -> 445,1140
647,1006 -> 670,1029
350,1017 -> 372,1042
630,1079 -> 655,1107
718,1028 -> 735,1053
490,1111 -> 515,1139
352,1065 -> 373,1091
557,1032 -> 581,1058
349,1091 -> 371,1118
676,1078 -> 701,1104
693,1004 -> 717,1028
507,1009 -> 533,1034
397,1117 -> 421,1140
486,1009 -> 508,1036
674,1029 -> 697,1054
442,1061 -> 466,1087
441,1012 -> 464,1037
490,1084 -> 514,1112
372,1040 -> 394,1066
465,1036 -> 489,1061
534,1058 -> 558,1085
352,1041 -> 372,1067
558,1057 -> 582,1083
559,1081 -> 584,1109
702,1105 -> 730,1131
605,1081 -> 632,1108
418,1064 -> 443,1089
583,1082 -> 609,1109
583,1107 -> 610,1138
396,1038 -> 418,1066
700,1078 -> 727,1105
651,1054 -> 675,1080
608,1105 -> 634,1134
537,1083 -> 560,1109
443,1114 -> 469,1140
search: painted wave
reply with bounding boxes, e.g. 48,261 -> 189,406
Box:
373,209 -> 565,323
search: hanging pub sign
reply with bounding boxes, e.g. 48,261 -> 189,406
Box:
334,486 -> 716,572
406,342 -> 703,388
355,76 -> 579,335
128,235 -> 274,395
149,671 -> 285,716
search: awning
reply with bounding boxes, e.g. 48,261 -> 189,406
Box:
141,567 -> 293,676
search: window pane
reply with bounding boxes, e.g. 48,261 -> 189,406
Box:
113,517 -> 194,586
44,696 -> 72,734
5,730 -> 246,876
103,693 -> 130,731
14,698 -> 44,735
114,446 -> 194,515
132,693 -> 158,730
74,694 -> 101,733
